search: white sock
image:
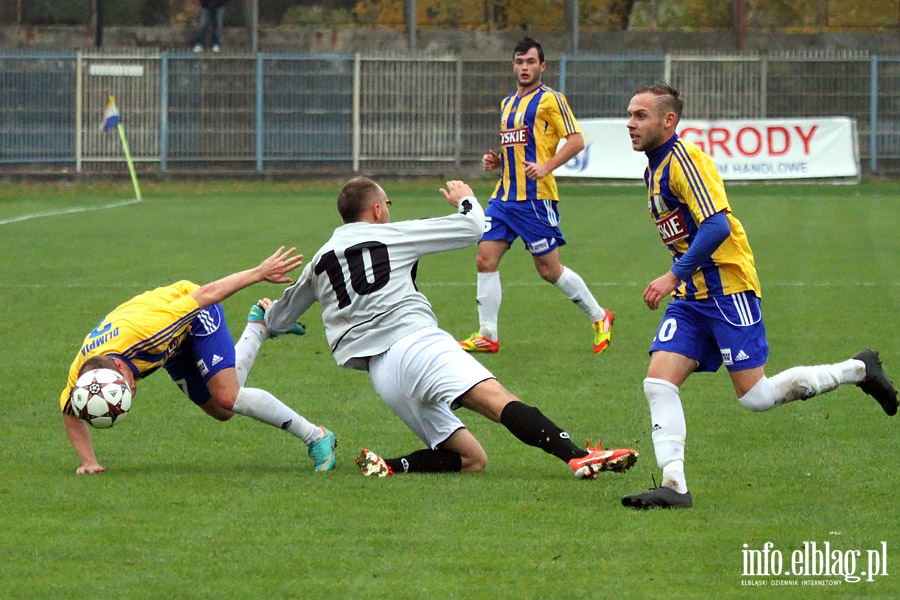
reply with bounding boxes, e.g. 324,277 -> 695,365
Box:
644,377 -> 688,493
234,323 -> 268,387
738,359 -> 866,412
553,267 -> 605,322
231,387 -> 322,445
476,271 -> 501,340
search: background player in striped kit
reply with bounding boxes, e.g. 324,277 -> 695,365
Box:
458,36 -> 614,355
60,247 -> 337,475
622,83 -> 897,509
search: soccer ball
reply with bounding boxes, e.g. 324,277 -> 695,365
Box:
70,368 -> 132,429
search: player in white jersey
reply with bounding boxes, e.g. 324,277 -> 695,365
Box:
263,177 -> 638,478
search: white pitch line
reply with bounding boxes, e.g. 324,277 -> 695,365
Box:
0,197 -> 142,226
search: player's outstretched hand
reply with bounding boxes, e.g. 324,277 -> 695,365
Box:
258,246 -> 304,284
440,180 -> 475,208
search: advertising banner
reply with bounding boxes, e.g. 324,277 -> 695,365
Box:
557,117 -> 859,181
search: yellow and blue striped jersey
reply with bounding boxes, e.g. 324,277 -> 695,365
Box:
491,84 -> 580,202
60,281 -> 201,410
644,135 -> 761,300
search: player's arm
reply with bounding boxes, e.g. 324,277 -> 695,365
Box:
266,265 -> 317,336
393,181 -> 485,255
190,246 -> 304,310
670,211 -> 730,281
63,412 -> 104,474
642,211 -> 730,311
665,148 -> 731,282
548,131 -> 585,170
524,132 -> 584,179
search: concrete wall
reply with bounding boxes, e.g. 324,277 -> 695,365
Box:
1,25 -> 898,56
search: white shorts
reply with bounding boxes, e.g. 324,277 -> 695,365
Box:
368,326 -> 494,449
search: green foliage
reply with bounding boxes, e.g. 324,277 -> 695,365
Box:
580,0 -> 639,30
0,180 -> 898,597
282,4 -> 354,27
350,0 -> 482,28
645,0 -> 900,31
656,0 -> 733,30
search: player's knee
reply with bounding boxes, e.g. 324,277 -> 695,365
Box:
212,391 -> 237,411
475,254 -> 497,273
537,268 -> 556,283
535,262 -> 561,283
462,448 -> 488,473
202,395 -> 236,421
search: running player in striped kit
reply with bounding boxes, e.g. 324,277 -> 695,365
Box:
622,83 -> 897,509
458,36 -> 614,356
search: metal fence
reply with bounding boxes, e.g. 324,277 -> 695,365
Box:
1,48 -> 898,176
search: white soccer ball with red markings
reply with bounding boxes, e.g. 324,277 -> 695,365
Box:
70,368 -> 132,429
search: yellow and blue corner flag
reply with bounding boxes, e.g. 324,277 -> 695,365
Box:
99,94 -> 142,201
101,96 -> 120,132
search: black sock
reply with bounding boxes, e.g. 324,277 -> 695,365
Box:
385,449 -> 463,473
500,401 -> 586,462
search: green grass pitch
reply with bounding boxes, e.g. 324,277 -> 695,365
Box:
0,178 -> 897,598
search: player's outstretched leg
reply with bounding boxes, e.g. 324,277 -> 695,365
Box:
498,400 -> 638,479
854,349 -> 898,416
229,388 -> 337,473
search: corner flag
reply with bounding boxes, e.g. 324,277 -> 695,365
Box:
101,95 -> 141,201
101,97 -> 121,132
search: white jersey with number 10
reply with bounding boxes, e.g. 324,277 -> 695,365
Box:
266,197 -> 485,370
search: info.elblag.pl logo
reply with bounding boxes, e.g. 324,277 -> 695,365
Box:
741,541 -> 889,587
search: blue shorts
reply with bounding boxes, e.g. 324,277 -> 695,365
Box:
482,199 -> 567,257
649,292 -> 769,373
163,303 -> 236,405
